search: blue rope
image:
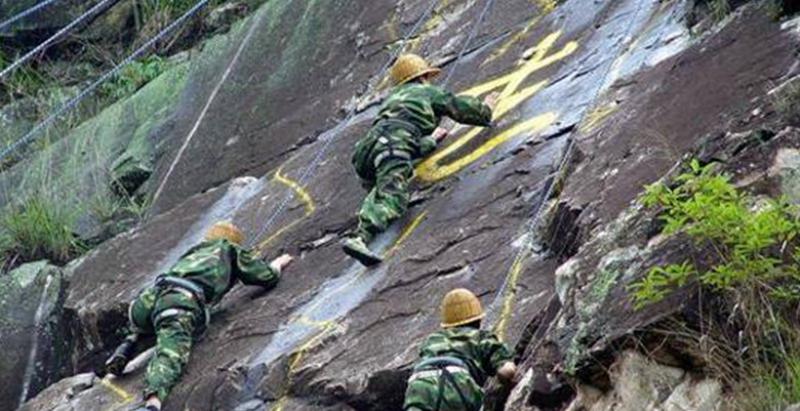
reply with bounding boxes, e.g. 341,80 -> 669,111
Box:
0,0 -> 210,162
0,0 -> 121,80
0,0 -> 63,33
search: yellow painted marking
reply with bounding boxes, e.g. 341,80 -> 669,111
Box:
270,212 -> 428,411
256,168 -> 317,252
481,16 -> 542,67
271,322 -> 338,411
388,210 -> 428,254
295,315 -> 337,329
299,211 -> 428,317
416,31 -> 579,182
100,378 -> 135,404
493,248 -> 530,340
533,0 -> 558,12
579,103 -> 618,134
274,168 -> 316,215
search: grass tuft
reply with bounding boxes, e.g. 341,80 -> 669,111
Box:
1,193 -> 85,269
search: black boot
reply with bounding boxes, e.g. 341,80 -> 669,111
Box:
104,334 -> 138,377
342,236 -> 383,266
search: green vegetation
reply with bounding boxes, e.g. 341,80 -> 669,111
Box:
1,193 -> 85,268
632,159 -> 800,409
0,51 -> 52,103
773,79 -> 800,126
630,159 -> 800,308
101,56 -> 170,100
708,0 -> 732,22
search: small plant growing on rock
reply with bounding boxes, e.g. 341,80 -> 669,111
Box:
633,159 -> 800,408
630,159 -> 800,308
1,193 -> 85,269
101,56 -> 169,100
709,0 -> 732,22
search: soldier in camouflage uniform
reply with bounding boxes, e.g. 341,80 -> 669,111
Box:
102,222 -> 294,411
342,54 -> 499,266
404,289 -> 518,411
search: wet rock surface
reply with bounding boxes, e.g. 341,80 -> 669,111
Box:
0,261 -> 69,410
12,1 -> 800,411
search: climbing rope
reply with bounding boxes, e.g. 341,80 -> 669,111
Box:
249,0 -> 443,245
0,0 -> 121,81
0,0 -> 210,163
251,0 -> 502,247
441,0 -> 498,86
486,0 -> 653,332
0,0 -> 62,33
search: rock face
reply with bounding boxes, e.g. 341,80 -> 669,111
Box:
0,261 -> 68,410
560,351 -> 722,411
10,1 -> 800,411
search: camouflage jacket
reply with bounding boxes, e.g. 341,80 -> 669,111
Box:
375,83 -> 493,156
163,239 -> 279,306
416,327 -> 513,386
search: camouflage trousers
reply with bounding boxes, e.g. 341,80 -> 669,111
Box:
403,371 -> 483,411
129,287 -> 205,400
352,124 -> 420,242
356,158 -> 413,242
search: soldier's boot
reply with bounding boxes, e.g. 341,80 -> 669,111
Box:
342,227 -> 382,266
104,334 -> 139,377
342,236 -> 383,266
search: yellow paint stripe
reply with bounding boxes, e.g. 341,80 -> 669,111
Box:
493,248 -> 530,340
388,211 -> 428,253
100,378 -> 135,404
579,103 -> 618,134
271,322 -> 338,411
295,210 -> 428,318
274,169 -> 316,215
256,168 -> 317,252
417,112 -> 557,182
270,212 -> 428,411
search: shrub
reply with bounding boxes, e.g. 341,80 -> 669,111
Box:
632,159 -> 800,409
630,159 -> 800,308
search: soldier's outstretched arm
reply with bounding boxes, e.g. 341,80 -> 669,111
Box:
430,86 -> 494,127
235,248 -> 293,289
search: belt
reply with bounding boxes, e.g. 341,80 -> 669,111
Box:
373,148 -> 412,168
414,355 -> 468,372
409,366 -> 469,382
375,118 -> 422,138
155,275 -> 207,305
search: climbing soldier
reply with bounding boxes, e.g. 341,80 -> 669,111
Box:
342,54 -> 499,266
100,221 -> 294,411
403,288 -> 518,411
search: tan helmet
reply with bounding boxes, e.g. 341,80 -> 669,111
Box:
205,221 -> 245,246
440,288 -> 485,328
389,54 -> 442,86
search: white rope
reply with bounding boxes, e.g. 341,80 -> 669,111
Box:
0,0 -> 121,80
0,0 -> 63,33
0,0 -> 210,162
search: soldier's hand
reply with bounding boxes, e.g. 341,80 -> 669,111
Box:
483,91 -> 500,110
270,254 -> 294,272
432,127 -> 450,142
